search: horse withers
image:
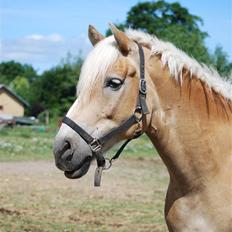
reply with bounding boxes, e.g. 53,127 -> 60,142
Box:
53,24 -> 232,231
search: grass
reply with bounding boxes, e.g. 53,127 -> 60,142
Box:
0,126 -> 56,161
0,126 -> 168,232
0,126 -> 158,161
0,162 -> 168,232
0,197 -> 166,232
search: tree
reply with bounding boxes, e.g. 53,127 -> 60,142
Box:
31,54 -> 83,116
0,54 -> 83,117
10,76 -> 31,101
126,1 -> 204,34
107,1 -> 212,65
0,61 -> 37,85
211,46 -> 232,79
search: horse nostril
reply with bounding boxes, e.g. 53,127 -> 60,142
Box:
65,153 -> 73,161
60,141 -> 73,162
61,151 -> 73,162
59,141 -> 71,154
64,140 -> 71,150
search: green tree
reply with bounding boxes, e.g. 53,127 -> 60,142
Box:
211,46 -> 232,79
10,75 -> 31,101
0,61 -> 37,84
126,1 -> 203,34
0,54 -> 83,117
107,1 -> 212,64
31,54 -> 83,116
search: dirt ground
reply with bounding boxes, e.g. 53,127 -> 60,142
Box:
0,158 -> 169,232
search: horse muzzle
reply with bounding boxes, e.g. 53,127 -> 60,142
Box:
53,135 -> 92,179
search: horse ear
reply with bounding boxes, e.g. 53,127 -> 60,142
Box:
109,23 -> 134,55
88,25 -> 105,46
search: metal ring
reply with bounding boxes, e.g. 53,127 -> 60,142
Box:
103,157 -> 112,170
134,107 -> 143,122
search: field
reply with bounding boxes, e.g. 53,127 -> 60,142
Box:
0,126 -> 169,232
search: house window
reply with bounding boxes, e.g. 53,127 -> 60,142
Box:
0,105 -> 3,110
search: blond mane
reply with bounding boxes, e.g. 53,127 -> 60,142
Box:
78,29 -> 232,100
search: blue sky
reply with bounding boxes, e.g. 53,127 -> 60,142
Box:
1,0 -> 231,73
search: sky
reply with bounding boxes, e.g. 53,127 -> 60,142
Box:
1,0 -> 232,73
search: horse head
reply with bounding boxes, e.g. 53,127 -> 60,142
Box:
53,24 -> 153,179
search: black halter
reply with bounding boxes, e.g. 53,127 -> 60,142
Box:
62,42 -> 149,186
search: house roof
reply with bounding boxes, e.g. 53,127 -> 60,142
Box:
0,84 -> 29,107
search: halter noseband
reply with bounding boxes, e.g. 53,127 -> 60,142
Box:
62,42 -> 149,186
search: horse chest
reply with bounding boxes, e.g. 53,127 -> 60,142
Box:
165,192 -> 231,232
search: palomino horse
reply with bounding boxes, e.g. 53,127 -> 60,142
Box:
53,24 -> 232,231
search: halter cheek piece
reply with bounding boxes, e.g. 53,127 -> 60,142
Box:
62,42 -> 149,186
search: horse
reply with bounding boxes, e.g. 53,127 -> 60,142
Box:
53,24 -> 232,231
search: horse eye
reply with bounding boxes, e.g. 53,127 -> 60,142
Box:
106,78 -> 123,91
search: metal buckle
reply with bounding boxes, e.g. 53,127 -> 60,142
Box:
90,139 -> 102,153
139,79 -> 147,95
134,107 -> 143,122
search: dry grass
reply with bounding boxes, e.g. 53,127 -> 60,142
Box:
0,158 -> 169,232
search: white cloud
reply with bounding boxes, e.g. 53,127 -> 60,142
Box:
26,33 -> 64,42
47,34 -> 64,42
26,34 -> 45,41
0,34 -> 92,73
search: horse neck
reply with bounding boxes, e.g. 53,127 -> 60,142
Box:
145,55 -> 232,192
